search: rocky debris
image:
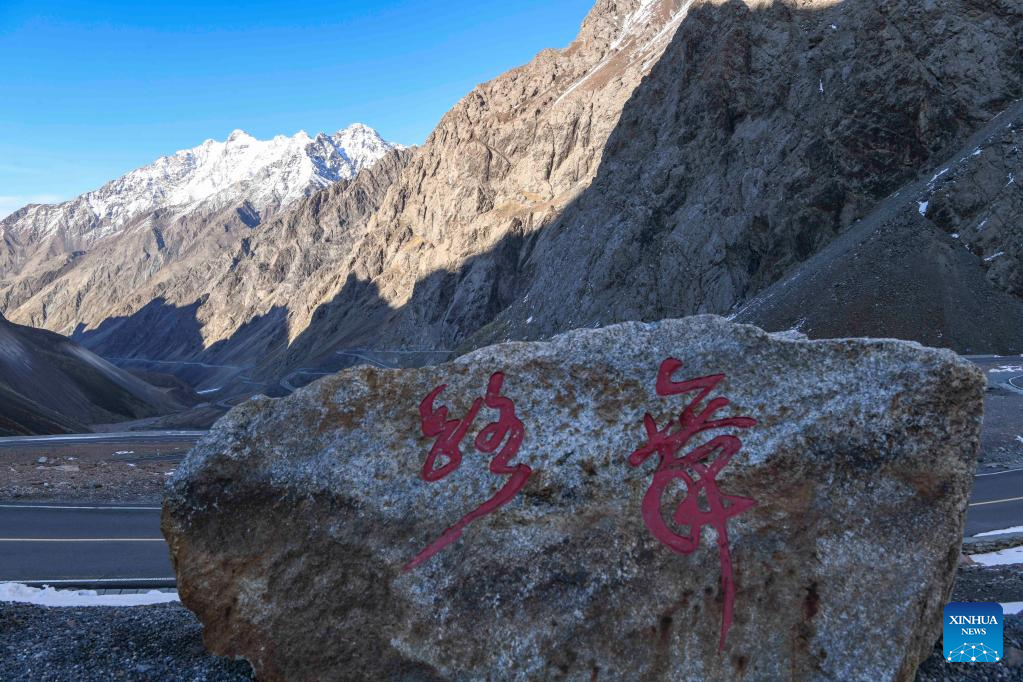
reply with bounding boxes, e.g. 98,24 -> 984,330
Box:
925,119 -> 1023,301
164,316 -> 984,680
1,456 -> 177,503
950,564 -> 1023,605
0,602 -> 1012,682
0,602 -> 252,681
0,435 -> 196,502
1,565 -> 1013,682
963,534 -> 1023,557
735,101 -> 1023,355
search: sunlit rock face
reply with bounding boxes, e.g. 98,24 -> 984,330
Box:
164,316 -> 984,681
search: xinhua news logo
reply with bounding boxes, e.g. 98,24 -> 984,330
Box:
943,602 -> 1003,663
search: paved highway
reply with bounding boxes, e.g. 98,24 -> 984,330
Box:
0,503 -> 172,587
966,468 -> 1023,536
0,466 -> 1018,586
0,431 -> 205,448
0,356 -> 1019,586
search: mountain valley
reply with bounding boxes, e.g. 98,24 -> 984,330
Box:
1,0 -> 1022,413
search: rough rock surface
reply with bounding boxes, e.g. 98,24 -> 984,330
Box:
734,100 -> 1023,354
164,316 -> 985,681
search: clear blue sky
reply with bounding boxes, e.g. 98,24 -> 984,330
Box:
0,0 -> 593,216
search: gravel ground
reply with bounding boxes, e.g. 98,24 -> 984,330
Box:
916,614 -> 1023,681
954,564 -> 1023,604
0,597 -> 1017,680
0,602 -> 252,681
0,434 -> 198,503
1,457 -> 176,503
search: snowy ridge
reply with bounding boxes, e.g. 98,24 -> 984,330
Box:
555,0 -> 694,107
1,123 -> 401,246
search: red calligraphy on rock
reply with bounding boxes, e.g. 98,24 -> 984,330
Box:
628,358 -> 757,651
404,372 -> 532,571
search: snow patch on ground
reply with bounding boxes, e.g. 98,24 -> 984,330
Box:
0,583 -> 179,607
975,525 -> 1023,537
1003,602 -> 1023,615
970,546 -> 1023,567
989,365 -> 1023,373
918,201 -> 929,216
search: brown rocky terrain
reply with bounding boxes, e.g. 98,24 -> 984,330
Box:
3,0 -> 1022,387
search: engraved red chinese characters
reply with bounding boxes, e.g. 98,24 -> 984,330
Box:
405,372 -> 532,571
628,358 -> 757,650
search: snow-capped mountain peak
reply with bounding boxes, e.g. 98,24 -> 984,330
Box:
1,123 -> 402,246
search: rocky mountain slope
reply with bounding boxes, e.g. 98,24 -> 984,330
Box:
5,0 -> 1023,389
0,314 -> 184,435
274,0 -> 1023,369
734,99 -> 1023,352
458,0 -> 1023,351
0,124 -> 401,338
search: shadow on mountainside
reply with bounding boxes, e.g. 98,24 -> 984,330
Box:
78,0 -> 1023,388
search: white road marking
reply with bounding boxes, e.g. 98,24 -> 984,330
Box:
975,467 -> 1023,477
15,577 -> 176,584
0,431 -> 205,444
0,504 -> 160,511
0,538 -> 164,542
969,496 -> 1023,508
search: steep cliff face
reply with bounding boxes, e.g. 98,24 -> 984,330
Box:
9,0 -> 1023,382
450,0 -> 1023,348
732,99 -> 1023,352
66,0 -> 701,371
279,0 -> 1023,362
274,0 -> 706,366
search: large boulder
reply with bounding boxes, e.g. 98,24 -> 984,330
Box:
163,316 -> 984,681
